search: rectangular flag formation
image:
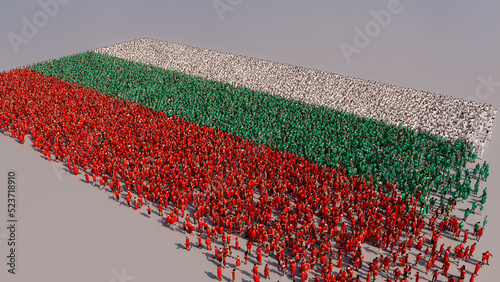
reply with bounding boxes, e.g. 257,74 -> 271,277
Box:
0,38 -> 495,281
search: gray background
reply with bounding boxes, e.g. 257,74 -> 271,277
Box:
0,0 -> 499,281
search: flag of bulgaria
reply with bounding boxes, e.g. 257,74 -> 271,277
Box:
1,39 -> 495,281
1,38 -> 492,217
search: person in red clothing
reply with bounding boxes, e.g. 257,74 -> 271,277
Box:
253,274 -> 261,282
235,237 -> 240,250
394,268 -> 401,281
256,250 -> 263,265
482,251 -> 493,265
114,189 -> 120,202
158,204 -> 163,217
264,264 -> 269,279
165,215 -> 172,230
463,229 -> 468,243
206,236 -> 212,250
416,236 -> 424,249
442,261 -> 450,276
414,253 -> 422,266
198,236 -> 203,249
476,228 -> 484,241
280,261 -> 286,277
470,243 -> 476,258
232,268 -> 236,282
217,266 -> 222,281
290,262 -> 297,277
253,264 -> 258,276
215,247 -> 220,260
459,265 -> 466,280
185,236 -> 190,251
464,246 -> 470,262
73,164 -> 79,175
426,260 -> 432,274
300,270 -> 307,282
236,255 -> 241,270
473,262 -> 481,275
126,194 -> 131,207
431,269 -> 439,282
197,220 -> 204,234
469,273 -> 476,282
99,177 -> 104,190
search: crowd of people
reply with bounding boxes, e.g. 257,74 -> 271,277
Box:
95,38 -> 496,150
0,67 -> 493,281
27,49 -> 490,217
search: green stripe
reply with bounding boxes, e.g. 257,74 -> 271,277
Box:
27,51 -> 470,208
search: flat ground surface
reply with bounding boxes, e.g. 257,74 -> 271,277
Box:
0,1 -> 499,281
0,118 -> 499,282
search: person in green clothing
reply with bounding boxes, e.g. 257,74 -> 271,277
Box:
479,203 -> 484,215
473,163 -> 480,179
483,170 -> 489,181
483,215 -> 488,229
439,197 -> 446,210
463,208 -> 470,222
474,221 -> 481,236
481,188 -> 487,205
419,208 -> 426,219
473,180 -> 480,195
457,221 -> 464,239
471,202 -> 477,214
481,187 -> 487,195
480,161 -> 488,180
429,197 -> 436,211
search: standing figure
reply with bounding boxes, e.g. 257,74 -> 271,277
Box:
185,236 -> 190,251
217,266 -> 222,281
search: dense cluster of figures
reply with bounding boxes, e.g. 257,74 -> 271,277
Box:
28,50 -> 486,217
96,38 -> 496,150
0,68 -> 493,281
